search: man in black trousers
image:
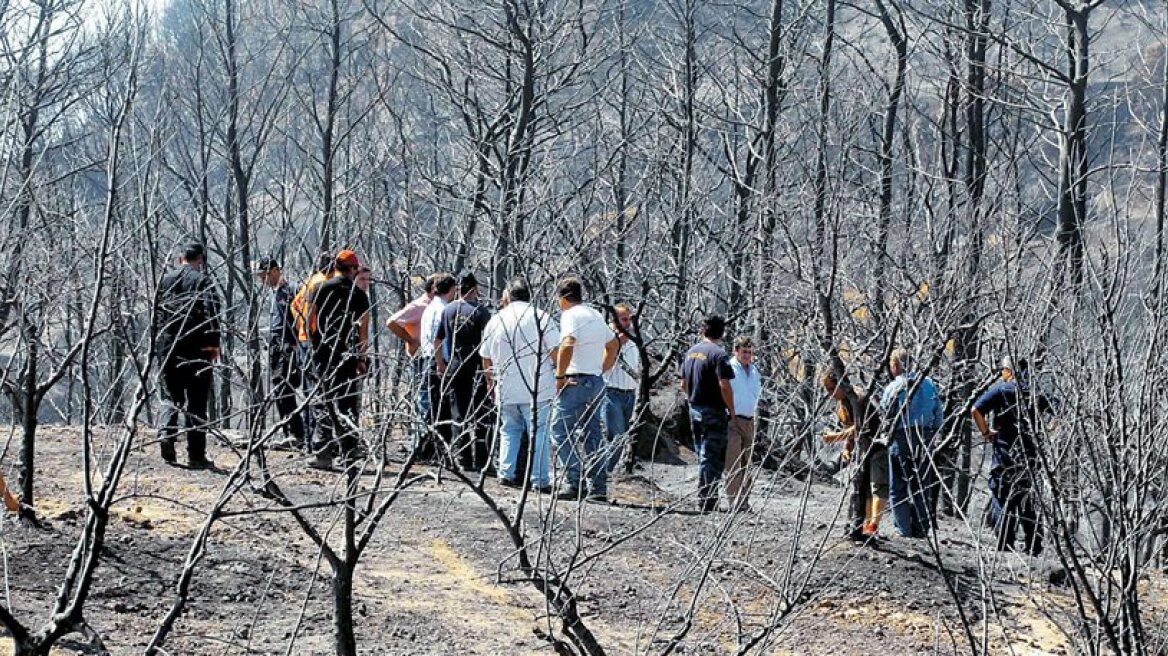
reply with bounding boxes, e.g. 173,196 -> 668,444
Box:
434,272 -> 493,472
255,257 -> 307,450
154,241 -> 222,469
308,249 -> 371,471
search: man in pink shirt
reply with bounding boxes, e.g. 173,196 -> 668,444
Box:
387,273 -> 439,460
386,274 -> 438,357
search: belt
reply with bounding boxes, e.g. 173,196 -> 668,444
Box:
565,372 -> 601,378
735,415 -> 754,421
607,386 -> 636,392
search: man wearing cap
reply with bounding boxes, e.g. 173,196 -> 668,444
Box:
308,249 -> 371,470
550,277 -> 621,503
255,257 -> 306,450
154,241 -> 222,469
434,272 -> 493,472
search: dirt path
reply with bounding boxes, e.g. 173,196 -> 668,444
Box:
1,426 -> 1164,654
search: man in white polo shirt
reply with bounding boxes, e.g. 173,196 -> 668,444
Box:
481,278 -> 559,492
418,273 -> 456,463
725,336 -> 762,510
551,277 -> 620,502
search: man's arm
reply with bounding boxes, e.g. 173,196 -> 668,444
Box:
719,379 -> 735,414
356,312 -> 371,374
386,320 -> 419,352
601,337 -> 620,372
199,275 -> 222,360
555,336 -> 576,391
971,407 -> 995,441
482,356 -> 495,391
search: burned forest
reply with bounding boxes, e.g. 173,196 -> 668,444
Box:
1,0 -> 1168,654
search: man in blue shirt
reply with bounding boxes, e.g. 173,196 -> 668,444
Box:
256,257 -> 306,451
725,337 -> 761,511
680,315 -> 736,513
880,348 -> 944,538
971,356 -> 1052,555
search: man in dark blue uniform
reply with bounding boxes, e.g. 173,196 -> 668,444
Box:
680,315 -> 736,513
971,356 -> 1053,555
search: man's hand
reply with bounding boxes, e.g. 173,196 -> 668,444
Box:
982,430 -> 998,442
840,448 -> 853,464
202,346 -> 221,362
356,359 -> 368,376
555,376 -> 575,393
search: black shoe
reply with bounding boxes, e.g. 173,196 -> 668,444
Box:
160,439 -> 176,464
308,454 -> 335,471
536,485 -> 553,495
187,457 -> 215,470
845,530 -> 867,543
557,486 -> 583,501
499,477 -> 521,489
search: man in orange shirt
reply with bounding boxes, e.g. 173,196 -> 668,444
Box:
291,252 -> 337,447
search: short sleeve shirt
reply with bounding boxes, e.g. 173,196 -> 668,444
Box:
559,304 -> 614,376
481,301 -> 560,405
419,297 -> 447,358
973,380 -> 1051,468
435,299 -> 491,367
681,341 -> 735,410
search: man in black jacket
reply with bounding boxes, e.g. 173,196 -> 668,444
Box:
308,249 -> 371,471
154,242 -> 222,468
256,257 -> 306,450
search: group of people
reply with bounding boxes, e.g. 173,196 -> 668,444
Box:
821,350 -> 1052,553
154,242 -> 373,472
153,242 -> 1053,551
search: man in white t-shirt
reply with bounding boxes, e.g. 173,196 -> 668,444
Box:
603,303 -> 641,475
550,277 -> 620,502
481,278 -> 559,492
418,273 -> 456,463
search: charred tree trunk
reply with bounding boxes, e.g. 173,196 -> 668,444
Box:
812,0 -> 842,375
870,0 -> 907,339
319,0 -> 343,251
224,0 -> 262,431
1056,5 -> 1089,291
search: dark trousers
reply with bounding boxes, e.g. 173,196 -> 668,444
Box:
989,465 -> 1043,555
847,445 -> 887,535
447,366 -> 492,472
688,405 -> 729,511
298,343 -> 317,446
160,357 -> 213,459
270,346 -> 305,443
313,360 -> 361,462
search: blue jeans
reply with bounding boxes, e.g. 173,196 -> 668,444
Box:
413,356 -> 434,457
498,402 -> 552,487
689,405 -> 729,510
888,428 -> 936,537
551,374 -> 607,495
603,388 -> 636,473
